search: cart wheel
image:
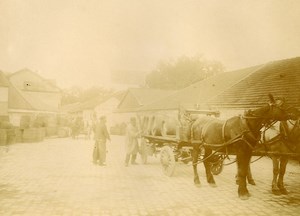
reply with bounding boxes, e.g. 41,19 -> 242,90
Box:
211,159 -> 224,175
160,146 -> 175,176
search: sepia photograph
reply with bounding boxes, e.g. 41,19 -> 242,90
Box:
0,0 -> 300,215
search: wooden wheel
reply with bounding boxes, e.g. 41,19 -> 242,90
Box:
211,156 -> 224,175
160,145 -> 176,176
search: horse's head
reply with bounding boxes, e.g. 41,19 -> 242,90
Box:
266,94 -> 299,121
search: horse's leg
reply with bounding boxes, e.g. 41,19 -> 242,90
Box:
277,157 -> 288,194
204,148 -> 216,187
237,145 -> 251,200
247,160 -> 256,185
236,158 -> 256,185
271,156 -> 280,194
193,143 -> 201,186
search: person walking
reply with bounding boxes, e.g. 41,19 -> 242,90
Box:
93,115 -> 111,166
124,117 -> 140,166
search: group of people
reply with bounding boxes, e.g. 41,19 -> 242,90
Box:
92,116 -> 141,167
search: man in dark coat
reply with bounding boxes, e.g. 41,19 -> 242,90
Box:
93,115 -> 111,166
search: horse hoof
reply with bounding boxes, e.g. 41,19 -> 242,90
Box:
248,180 -> 256,185
209,183 -> 217,188
280,188 -> 288,195
194,179 -> 201,185
194,183 -> 201,188
239,195 -> 250,200
272,189 -> 281,195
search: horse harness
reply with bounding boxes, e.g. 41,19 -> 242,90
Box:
260,120 -> 300,155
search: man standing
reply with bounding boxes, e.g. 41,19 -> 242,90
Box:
93,115 -> 111,166
125,117 -> 140,166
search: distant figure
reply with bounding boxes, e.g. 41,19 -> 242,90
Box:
71,117 -> 82,139
85,120 -> 93,140
125,117 -> 140,166
93,116 -> 111,166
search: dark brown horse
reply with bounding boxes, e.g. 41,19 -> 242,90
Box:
191,95 -> 296,200
249,119 -> 300,195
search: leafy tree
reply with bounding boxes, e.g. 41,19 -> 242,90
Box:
145,56 -> 224,90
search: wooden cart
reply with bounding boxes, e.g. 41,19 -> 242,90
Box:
141,109 -> 222,176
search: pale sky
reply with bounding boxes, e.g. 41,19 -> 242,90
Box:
0,0 -> 300,89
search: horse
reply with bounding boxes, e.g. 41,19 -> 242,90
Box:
247,119 -> 300,195
191,94 -> 296,200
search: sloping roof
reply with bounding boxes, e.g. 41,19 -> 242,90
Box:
0,71 -> 9,87
208,57 -> 300,109
8,82 -> 60,112
60,102 -> 81,113
116,88 -> 175,112
138,65 -> 261,111
8,68 -> 61,92
61,91 -> 126,113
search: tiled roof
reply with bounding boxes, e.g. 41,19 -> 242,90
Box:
208,57 -> 300,108
138,65 -> 261,111
9,83 -> 60,112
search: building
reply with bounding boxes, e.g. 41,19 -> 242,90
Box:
0,71 -> 9,119
1,68 -> 62,127
207,57 -> 300,118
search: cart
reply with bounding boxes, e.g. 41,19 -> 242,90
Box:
141,109 -> 222,176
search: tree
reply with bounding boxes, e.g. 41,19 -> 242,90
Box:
145,56 -> 224,90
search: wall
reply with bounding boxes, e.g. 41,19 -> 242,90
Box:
0,87 -> 8,116
95,98 -> 122,128
22,91 -> 61,111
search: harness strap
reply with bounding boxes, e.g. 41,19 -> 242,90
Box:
222,119 -> 228,142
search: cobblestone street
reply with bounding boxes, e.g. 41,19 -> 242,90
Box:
0,136 -> 300,216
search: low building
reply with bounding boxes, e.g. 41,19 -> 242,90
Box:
0,72 -> 9,119
7,68 -> 62,127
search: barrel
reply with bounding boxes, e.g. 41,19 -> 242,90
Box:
149,115 -> 178,136
20,116 -> 31,129
6,128 -> 16,145
33,116 -> 46,128
22,128 -> 38,143
179,125 -> 191,142
46,116 -> 57,127
36,128 -> 46,141
46,127 -> 57,137
57,127 -> 69,138
15,129 -> 23,143
0,129 -> 7,146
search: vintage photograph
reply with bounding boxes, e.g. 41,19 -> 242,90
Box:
0,0 -> 300,215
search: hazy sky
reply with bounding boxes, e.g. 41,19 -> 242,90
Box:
0,0 -> 300,88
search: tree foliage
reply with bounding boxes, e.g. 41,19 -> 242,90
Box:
145,56 -> 224,90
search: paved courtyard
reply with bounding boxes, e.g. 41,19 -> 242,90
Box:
0,135 -> 300,216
